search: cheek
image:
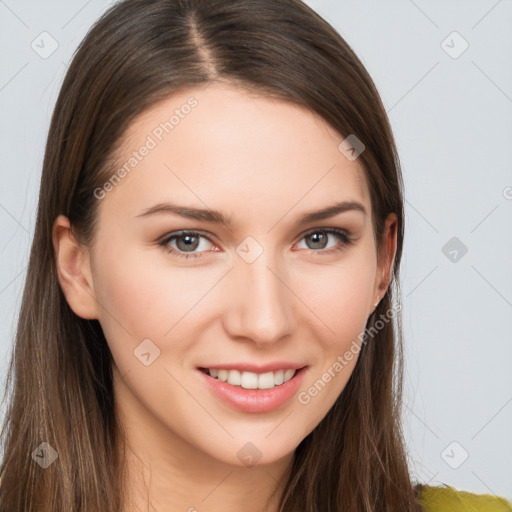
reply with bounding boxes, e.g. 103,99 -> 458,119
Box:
297,252 -> 376,337
294,251 -> 376,414
91,243 -> 222,350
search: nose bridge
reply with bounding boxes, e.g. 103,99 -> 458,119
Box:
224,241 -> 293,345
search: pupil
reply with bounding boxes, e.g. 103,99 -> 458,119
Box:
178,235 -> 198,251
310,232 -> 326,249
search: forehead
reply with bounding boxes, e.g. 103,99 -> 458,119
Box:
102,81 -> 370,224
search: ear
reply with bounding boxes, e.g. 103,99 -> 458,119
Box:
372,213 -> 398,312
52,215 -> 99,320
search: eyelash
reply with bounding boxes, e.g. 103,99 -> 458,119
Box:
159,228 -> 353,260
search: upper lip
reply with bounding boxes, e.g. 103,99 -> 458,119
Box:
198,362 -> 307,373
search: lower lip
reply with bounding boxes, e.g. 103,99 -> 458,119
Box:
197,367 -> 308,414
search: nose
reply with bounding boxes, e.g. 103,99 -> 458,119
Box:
222,249 -> 295,347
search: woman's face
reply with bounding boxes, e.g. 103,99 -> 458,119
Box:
67,82 -> 395,468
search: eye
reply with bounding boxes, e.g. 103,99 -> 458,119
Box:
159,230 -> 216,260
295,228 -> 353,255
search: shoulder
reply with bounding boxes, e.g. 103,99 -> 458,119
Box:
417,484 -> 512,512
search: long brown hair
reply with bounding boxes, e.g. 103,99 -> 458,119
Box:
0,0 -> 423,510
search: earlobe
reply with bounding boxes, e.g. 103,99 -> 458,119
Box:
52,215 -> 99,320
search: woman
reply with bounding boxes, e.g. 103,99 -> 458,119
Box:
0,0 -> 510,510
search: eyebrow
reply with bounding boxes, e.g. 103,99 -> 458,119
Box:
135,200 -> 367,226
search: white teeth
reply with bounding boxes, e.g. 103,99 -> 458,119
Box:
240,371 -> 258,389
227,369 -> 241,386
284,369 -> 296,381
258,371 -> 275,389
205,368 -> 298,389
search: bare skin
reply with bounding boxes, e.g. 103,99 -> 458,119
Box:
53,81 -> 397,512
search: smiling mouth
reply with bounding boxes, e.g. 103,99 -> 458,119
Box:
198,367 -> 305,390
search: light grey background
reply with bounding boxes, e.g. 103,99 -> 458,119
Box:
1,0 -> 511,501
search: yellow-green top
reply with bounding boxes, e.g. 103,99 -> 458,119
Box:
419,484 -> 512,511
